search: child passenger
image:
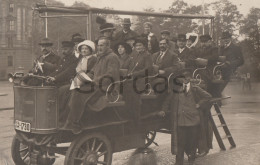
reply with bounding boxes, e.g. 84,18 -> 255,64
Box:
158,69 -> 212,165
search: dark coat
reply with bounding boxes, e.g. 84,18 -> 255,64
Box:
119,54 -> 133,71
220,43 -> 244,80
162,85 -> 212,155
32,51 -> 60,76
49,53 -> 80,86
194,46 -> 219,87
195,46 -> 219,69
175,47 -> 196,70
129,50 -> 153,77
114,30 -> 138,45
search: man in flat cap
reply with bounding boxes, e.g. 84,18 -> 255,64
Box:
47,41 -> 80,86
23,38 -> 60,85
175,34 -> 196,70
71,33 -> 84,58
160,30 -> 177,53
218,31 -> 244,96
114,18 -> 138,46
140,22 -> 159,54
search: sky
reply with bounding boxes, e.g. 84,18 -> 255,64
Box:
56,0 -> 260,16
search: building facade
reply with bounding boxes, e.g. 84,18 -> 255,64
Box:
0,0 -> 35,79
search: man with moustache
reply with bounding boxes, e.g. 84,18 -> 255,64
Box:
47,41 -> 80,86
152,38 -> 181,93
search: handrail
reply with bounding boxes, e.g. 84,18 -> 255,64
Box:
34,5 -> 214,19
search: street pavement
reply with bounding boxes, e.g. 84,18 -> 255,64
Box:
0,81 -> 260,165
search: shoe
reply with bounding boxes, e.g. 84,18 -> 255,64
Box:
195,151 -> 208,158
61,120 -> 82,134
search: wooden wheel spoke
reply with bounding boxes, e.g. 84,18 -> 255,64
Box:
91,138 -> 96,151
79,148 -> 86,156
97,161 -> 107,165
22,152 -> 29,161
98,151 -> 107,157
19,147 -> 29,152
95,142 -> 104,152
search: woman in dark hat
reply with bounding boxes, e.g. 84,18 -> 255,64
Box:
116,42 -> 133,72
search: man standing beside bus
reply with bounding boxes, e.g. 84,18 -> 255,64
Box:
219,31 -> 244,96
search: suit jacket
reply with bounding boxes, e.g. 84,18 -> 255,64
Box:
50,53 -> 80,86
162,85 -> 212,155
152,50 -> 180,76
220,43 -> 244,79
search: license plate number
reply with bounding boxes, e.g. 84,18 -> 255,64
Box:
15,120 -> 31,132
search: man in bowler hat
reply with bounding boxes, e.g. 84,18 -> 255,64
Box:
114,18 -> 138,45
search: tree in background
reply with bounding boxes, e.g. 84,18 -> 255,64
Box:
240,8 -> 260,53
210,0 -> 242,44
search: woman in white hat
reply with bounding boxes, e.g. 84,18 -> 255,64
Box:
70,40 -> 97,90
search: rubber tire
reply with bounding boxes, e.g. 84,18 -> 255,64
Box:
11,134 -> 29,165
64,133 -> 113,165
11,134 -> 55,165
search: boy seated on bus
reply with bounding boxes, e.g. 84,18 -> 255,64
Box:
158,69 -> 212,165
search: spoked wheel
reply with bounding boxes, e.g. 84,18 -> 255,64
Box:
11,134 -> 30,165
144,131 -> 157,148
64,133 -> 113,165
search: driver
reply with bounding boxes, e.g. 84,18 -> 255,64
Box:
22,38 -> 60,86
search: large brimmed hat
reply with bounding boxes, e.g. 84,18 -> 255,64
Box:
115,42 -> 132,54
122,18 -> 132,25
221,31 -> 232,39
77,40 -> 96,53
177,34 -> 186,41
39,38 -> 53,46
199,34 -> 212,42
71,33 -> 84,43
61,41 -> 75,48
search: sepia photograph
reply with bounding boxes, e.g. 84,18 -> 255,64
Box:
0,0 -> 260,164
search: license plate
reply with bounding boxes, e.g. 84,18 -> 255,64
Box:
15,120 -> 31,132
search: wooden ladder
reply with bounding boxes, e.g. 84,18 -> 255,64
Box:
209,98 -> 236,150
